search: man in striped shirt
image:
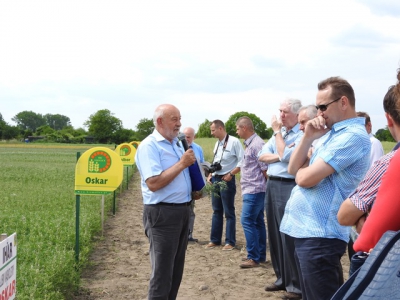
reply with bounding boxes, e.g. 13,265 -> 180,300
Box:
236,116 -> 268,268
337,85 -> 400,265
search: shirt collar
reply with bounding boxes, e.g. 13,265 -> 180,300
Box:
331,117 -> 365,133
153,129 -> 178,144
244,133 -> 257,147
283,123 -> 301,134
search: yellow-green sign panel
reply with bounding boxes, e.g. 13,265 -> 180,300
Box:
115,143 -> 136,166
130,141 -> 140,149
75,147 -> 123,195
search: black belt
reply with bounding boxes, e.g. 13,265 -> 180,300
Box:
154,200 -> 192,206
214,173 -> 231,178
268,175 -> 295,182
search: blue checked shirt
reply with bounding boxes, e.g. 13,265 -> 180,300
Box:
280,117 -> 371,242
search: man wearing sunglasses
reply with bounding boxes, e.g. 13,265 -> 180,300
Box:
280,77 -> 371,300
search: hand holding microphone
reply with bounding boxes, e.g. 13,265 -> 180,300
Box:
177,133 -> 196,167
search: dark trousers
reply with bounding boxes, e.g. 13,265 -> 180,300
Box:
265,179 -> 301,294
143,204 -> 190,300
294,237 -> 346,300
188,205 -> 195,238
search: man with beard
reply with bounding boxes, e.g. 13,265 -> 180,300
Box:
135,104 -> 196,300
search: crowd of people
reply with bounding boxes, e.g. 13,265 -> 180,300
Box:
134,69 -> 400,300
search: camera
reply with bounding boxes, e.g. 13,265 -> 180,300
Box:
206,162 -> 222,174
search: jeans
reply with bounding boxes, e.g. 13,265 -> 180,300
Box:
241,192 -> 266,262
294,237 -> 346,300
210,176 -> 236,246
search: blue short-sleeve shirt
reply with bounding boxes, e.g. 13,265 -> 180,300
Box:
135,129 -> 192,205
280,117 -> 371,242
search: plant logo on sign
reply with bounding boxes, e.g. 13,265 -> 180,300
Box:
119,145 -> 131,157
88,151 -> 111,173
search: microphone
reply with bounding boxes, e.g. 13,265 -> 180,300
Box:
177,133 -> 189,151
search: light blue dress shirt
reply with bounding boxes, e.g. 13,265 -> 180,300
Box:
212,135 -> 244,175
135,129 -> 192,205
190,142 -> 204,163
258,123 -> 303,178
280,117 -> 371,242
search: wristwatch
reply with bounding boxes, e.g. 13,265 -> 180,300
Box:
229,172 -> 234,177
273,131 -> 281,136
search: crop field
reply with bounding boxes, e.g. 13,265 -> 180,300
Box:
0,143 -> 134,299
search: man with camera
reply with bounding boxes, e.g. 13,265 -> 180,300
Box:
205,119 -> 244,251
258,98 -> 303,300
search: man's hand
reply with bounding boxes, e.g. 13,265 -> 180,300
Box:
355,215 -> 366,234
271,115 -> 282,132
180,149 -> 196,168
191,191 -> 203,200
304,116 -> 330,140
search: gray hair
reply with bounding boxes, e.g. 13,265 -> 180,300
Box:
281,98 -> 302,114
299,105 -> 317,119
153,106 -> 165,126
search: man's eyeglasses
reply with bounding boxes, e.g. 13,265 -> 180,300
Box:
315,97 -> 342,112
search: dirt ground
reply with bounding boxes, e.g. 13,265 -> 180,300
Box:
74,171 -> 349,300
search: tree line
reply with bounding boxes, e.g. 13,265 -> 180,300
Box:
0,109 -> 394,144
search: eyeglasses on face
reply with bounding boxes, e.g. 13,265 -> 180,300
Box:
315,96 -> 342,112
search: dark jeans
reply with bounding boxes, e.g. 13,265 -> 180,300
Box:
143,204 -> 190,300
241,192 -> 266,262
294,237 -> 346,300
210,176 -> 236,246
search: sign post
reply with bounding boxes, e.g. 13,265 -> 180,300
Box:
115,143 -> 136,190
0,233 -> 17,300
74,147 -> 123,261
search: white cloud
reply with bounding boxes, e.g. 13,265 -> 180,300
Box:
1,0 -> 400,133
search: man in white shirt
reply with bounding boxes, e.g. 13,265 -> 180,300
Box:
357,111 -> 384,167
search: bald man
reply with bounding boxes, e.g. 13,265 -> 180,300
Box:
136,104 -> 196,300
183,126 -> 205,242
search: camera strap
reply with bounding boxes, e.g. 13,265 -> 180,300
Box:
212,134 -> 229,164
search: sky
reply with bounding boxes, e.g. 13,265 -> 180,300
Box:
1,0 -> 400,134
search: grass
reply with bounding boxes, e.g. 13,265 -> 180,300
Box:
0,143 -> 134,299
381,141 -> 396,154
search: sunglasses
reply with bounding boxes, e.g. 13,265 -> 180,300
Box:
315,96 -> 342,112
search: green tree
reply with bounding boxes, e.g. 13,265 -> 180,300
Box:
135,118 -> 154,141
12,111 -> 46,132
0,113 -> 6,138
2,124 -> 20,140
44,114 -> 71,130
36,125 -> 55,136
113,128 -> 135,144
225,112 -> 268,139
84,109 -> 122,143
196,119 -> 212,138
375,127 -> 395,142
